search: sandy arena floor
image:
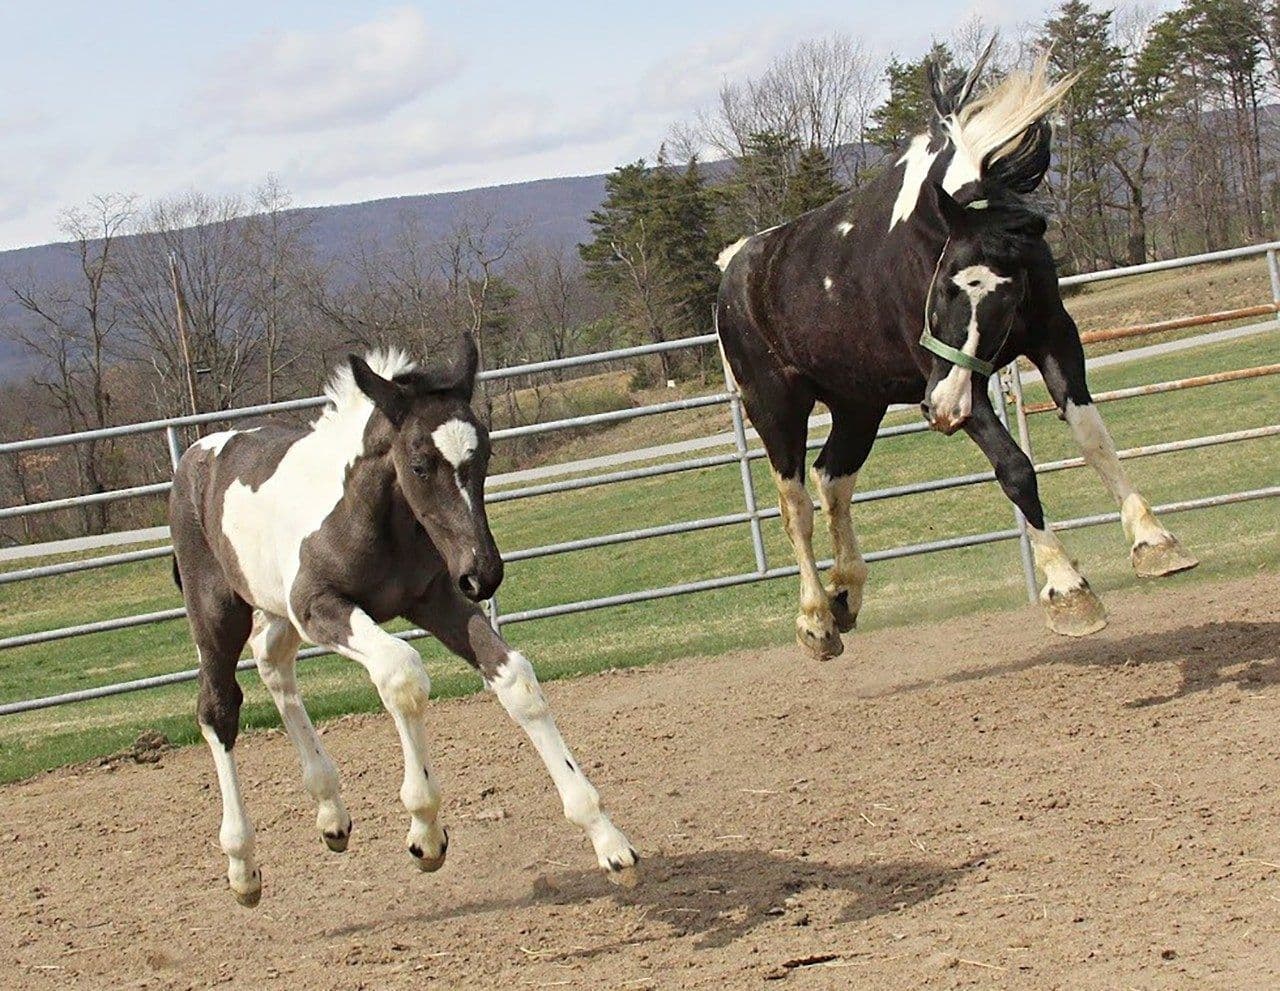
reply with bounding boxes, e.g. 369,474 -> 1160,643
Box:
2,574 -> 1279,990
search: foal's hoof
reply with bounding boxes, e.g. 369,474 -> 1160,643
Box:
796,626 -> 843,661
231,869 -> 262,908
829,591 -> 858,633
604,846 -> 640,888
409,829 -> 448,872
1044,585 -> 1107,638
1132,537 -> 1199,579
322,818 -> 353,853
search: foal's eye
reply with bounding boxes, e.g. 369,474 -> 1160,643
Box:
410,462 -> 429,478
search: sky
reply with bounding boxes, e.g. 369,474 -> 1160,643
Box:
0,0 -> 1141,251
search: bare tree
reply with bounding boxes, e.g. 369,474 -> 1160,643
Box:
9,195 -> 135,533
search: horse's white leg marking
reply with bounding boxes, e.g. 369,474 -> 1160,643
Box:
250,612 -> 350,849
811,468 -> 868,627
1027,525 -> 1087,600
339,609 -> 446,869
199,721 -> 260,905
488,652 -> 636,878
774,472 -> 840,657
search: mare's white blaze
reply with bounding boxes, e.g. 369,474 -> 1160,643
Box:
431,417 -> 478,510
928,265 -> 1012,423
196,428 -> 260,455
488,652 -> 635,871
1027,525 -> 1088,600
1063,401 -> 1171,548
890,134 -> 941,230
199,721 -> 258,898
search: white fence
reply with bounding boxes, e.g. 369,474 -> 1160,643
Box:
2,242 -> 1279,716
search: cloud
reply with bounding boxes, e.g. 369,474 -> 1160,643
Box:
202,6 -> 460,134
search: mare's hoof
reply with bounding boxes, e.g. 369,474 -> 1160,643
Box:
1044,585 -> 1107,638
322,819 -> 353,853
409,829 -> 448,872
1132,537 -> 1199,578
829,591 -> 858,633
796,626 -> 843,661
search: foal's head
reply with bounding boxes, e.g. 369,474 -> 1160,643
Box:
349,339 -> 503,602
919,185 -> 1048,434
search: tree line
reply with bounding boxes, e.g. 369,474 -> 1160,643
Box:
5,0 -> 1278,544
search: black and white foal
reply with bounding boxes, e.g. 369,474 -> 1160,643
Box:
716,51 -> 1196,661
171,343 -> 637,905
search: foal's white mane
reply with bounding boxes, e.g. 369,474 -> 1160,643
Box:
940,53 -> 1077,190
313,348 -> 418,432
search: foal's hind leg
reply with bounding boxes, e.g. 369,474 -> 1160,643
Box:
405,576 -> 638,884
250,611 -> 352,852
1033,321 -> 1198,577
811,405 -> 885,633
292,595 -> 448,873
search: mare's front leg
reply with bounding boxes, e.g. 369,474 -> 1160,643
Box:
292,594 -> 449,872
405,575 -> 638,885
964,390 -> 1108,637
1032,318 -> 1198,577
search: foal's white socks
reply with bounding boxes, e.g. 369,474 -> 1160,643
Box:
199,724 -> 261,906
488,652 -> 638,881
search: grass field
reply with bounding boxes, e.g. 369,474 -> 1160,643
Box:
1,259 -> 1277,784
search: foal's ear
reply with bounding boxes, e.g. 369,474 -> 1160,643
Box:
349,355 -> 410,427
932,183 -> 970,233
445,334 -> 480,399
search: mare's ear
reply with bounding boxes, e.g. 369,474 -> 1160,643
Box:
932,183 -> 970,233
349,355 -> 410,427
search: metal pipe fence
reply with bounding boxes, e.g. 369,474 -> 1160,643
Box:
2,240 -> 1279,716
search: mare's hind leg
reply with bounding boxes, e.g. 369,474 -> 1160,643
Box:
404,575 -> 638,884
1032,319 -> 1198,577
811,405 -> 885,633
175,546 -> 259,905
250,611 -> 352,852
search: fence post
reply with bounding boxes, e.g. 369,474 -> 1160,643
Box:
487,592 -> 502,633
165,425 -> 183,471
720,336 -> 769,574
1268,249 -> 1280,323
996,367 -> 1039,603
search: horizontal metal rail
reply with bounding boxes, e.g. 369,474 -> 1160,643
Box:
0,545 -> 173,586
1059,240 -> 1280,287
0,481 -> 173,522
1078,304 -> 1279,345
2,420 -> 1272,652
1023,363 -> 1280,415
4,484 -> 1274,717
490,392 -> 731,441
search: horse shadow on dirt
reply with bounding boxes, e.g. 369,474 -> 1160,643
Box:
874,620 -> 1280,709
323,847 -> 982,952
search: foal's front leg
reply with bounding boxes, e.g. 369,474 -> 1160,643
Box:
1033,324 -> 1198,577
965,392 -> 1108,637
293,596 -> 449,872
406,578 -> 638,885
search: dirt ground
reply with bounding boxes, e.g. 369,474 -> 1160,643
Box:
3,574 -> 1279,990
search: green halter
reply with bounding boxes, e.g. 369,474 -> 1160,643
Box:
918,199 -> 1008,378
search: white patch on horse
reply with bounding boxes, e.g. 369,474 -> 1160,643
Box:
889,134 -> 941,230
431,418 -> 478,509
715,224 -> 783,272
928,265 -> 1011,423
1027,525 -> 1087,600
836,221 -> 854,236
195,428 -> 260,456
199,720 -> 259,903
488,652 -> 635,873
219,350 -> 417,617
823,275 -> 834,292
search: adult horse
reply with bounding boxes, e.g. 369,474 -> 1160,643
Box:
170,341 -> 637,905
715,49 -> 1196,661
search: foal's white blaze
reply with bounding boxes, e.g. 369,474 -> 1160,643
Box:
431,418 -> 478,509
890,134 -> 941,230
488,652 -> 635,872
927,265 -> 1012,425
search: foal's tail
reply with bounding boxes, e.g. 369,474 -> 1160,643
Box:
171,556 -> 183,591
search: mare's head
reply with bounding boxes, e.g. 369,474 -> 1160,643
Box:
912,45 -> 1076,434
349,338 -> 503,602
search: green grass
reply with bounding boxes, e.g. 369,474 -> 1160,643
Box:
1,328 -> 1276,784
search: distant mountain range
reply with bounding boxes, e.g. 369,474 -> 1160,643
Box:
0,171 -> 613,380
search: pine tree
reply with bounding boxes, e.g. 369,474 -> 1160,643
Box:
783,145 -> 844,217
867,44 -> 953,153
